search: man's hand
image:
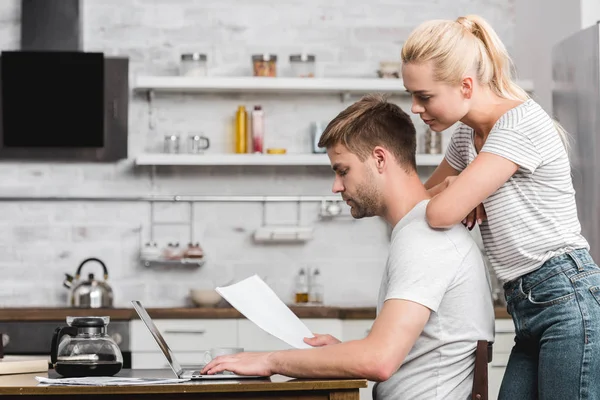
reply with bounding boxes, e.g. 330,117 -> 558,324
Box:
303,333 -> 341,347
200,351 -> 274,377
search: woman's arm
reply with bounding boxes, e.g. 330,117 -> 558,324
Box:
426,152 -> 518,228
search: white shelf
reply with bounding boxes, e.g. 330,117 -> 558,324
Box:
134,153 -> 444,167
133,76 -> 534,95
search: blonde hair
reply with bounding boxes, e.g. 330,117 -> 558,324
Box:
318,94 -> 417,172
402,15 -> 569,150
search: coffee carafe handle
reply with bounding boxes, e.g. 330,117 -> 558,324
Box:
75,258 -> 109,280
50,326 -> 78,365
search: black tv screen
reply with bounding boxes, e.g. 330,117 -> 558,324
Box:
1,51 -> 104,148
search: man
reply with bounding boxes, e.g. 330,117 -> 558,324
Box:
202,94 -> 494,399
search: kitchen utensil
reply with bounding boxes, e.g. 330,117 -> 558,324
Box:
51,316 -> 123,377
63,258 -> 114,308
188,134 -> 210,154
189,289 -> 222,307
163,135 -> 180,154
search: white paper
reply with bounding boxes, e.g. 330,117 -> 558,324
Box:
216,275 -> 313,349
35,376 -> 190,386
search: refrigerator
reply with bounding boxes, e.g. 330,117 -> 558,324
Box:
552,22 -> 600,263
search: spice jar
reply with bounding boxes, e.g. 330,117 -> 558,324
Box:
180,53 -> 207,77
252,54 -> 277,77
290,54 -> 315,78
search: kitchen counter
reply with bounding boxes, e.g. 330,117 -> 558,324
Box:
0,369 -> 366,399
0,306 -> 510,321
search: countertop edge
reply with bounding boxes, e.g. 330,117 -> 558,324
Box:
0,306 -> 510,321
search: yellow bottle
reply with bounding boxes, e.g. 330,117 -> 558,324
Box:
235,106 -> 247,153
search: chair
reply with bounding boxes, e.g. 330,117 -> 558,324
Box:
472,340 -> 493,400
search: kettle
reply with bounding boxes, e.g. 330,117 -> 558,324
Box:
63,258 -> 114,308
51,316 -> 123,377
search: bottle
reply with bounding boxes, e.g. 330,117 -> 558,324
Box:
235,105 -> 247,154
309,268 -> 324,305
251,105 -> 264,153
294,268 -> 309,304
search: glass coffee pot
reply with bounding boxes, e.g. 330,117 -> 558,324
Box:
51,316 -> 123,377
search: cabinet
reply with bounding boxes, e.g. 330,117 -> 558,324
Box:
489,319 -> 515,400
130,319 -> 237,369
238,318 -> 343,351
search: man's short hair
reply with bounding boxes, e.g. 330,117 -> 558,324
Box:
318,94 -> 417,172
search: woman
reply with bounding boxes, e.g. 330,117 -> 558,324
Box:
401,14 -> 600,400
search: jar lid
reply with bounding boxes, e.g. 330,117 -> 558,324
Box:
252,54 -> 277,62
290,54 -> 316,62
181,53 -> 207,61
67,316 -> 109,327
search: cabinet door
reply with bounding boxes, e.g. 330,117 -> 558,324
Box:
342,320 -> 374,341
131,319 -> 238,352
132,351 -> 208,369
237,319 -> 343,351
490,320 -> 515,400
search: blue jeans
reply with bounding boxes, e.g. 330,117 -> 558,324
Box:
499,249 -> 600,400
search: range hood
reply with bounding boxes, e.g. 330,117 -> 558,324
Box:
21,0 -> 82,51
0,0 -> 129,162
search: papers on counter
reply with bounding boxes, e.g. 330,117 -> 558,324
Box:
35,376 -> 190,386
215,274 -> 314,349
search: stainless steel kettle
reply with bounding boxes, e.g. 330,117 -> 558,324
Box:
63,258 -> 114,308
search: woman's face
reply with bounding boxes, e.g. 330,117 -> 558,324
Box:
402,61 -> 470,132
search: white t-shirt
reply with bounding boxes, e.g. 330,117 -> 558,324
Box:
373,200 -> 494,400
445,98 -> 589,282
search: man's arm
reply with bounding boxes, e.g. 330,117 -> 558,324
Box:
202,299 -> 430,381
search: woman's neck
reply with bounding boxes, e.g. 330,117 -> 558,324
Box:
460,88 -> 524,139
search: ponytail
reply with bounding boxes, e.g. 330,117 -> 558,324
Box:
455,15 -> 528,102
402,15 -> 528,102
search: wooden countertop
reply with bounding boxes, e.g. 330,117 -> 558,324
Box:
0,306 -> 510,321
0,369 -> 367,396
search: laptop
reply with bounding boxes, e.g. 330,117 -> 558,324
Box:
131,300 -> 263,380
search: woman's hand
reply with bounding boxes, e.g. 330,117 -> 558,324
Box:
433,176 -> 487,230
463,203 -> 487,231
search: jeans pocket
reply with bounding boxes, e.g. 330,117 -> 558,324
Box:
590,286 -> 600,307
526,272 -> 575,307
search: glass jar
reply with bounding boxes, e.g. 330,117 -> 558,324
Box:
290,54 -> 316,78
180,53 -> 207,77
424,127 -> 443,154
163,134 -> 180,154
252,54 -> 277,77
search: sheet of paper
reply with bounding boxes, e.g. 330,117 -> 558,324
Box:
35,376 -> 190,386
216,275 -> 313,349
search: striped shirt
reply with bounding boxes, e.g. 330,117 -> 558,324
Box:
445,98 -> 589,282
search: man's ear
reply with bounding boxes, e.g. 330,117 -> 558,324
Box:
372,147 -> 386,171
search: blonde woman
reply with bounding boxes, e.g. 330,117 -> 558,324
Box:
401,14 -> 600,400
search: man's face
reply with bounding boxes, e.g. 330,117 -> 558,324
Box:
326,143 -> 382,219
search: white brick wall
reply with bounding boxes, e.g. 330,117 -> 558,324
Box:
0,0 -> 513,307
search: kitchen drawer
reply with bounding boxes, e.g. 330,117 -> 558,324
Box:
342,320 -> 374,341
237,319 -> 343,351
132,351 -> 207,370
131,319 -> 237,352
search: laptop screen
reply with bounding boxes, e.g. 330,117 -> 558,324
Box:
131,300 -> 183,376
